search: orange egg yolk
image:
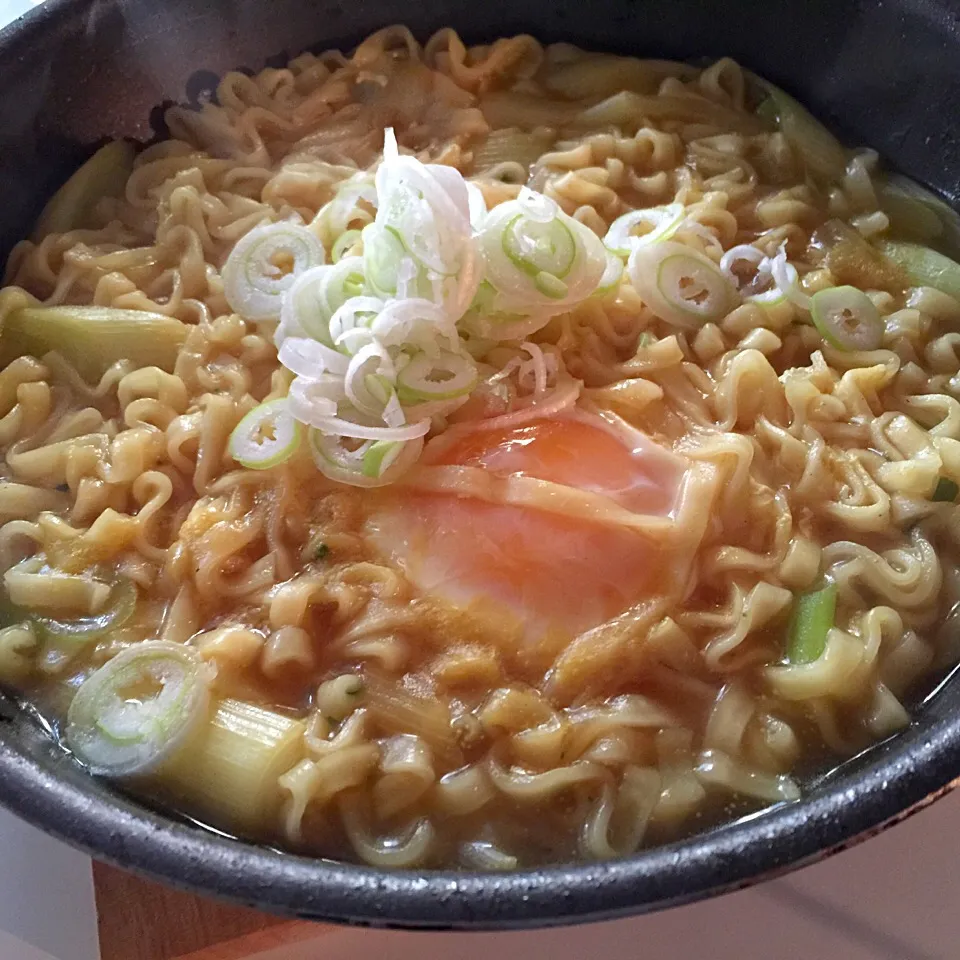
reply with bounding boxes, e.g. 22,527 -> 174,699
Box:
368,413 -> 687,641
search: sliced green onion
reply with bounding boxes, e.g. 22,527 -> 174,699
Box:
362,440 -> 404,478
933,477 -> 959,503
881,241 -> 960,301
280,259 -> 364,347
308,428 -> 424,488
363,223 -> 407,299
66,640 -> 212,776
331,229 -> 363,263
314,542 -> 330,561
228,398 -> 302,470
223,222 -> 325,320
754,78 -> 847,183
36,578 -> 137,649
33,140 -> 137,240
502,212 -> 577,293
810,286 -> 884,351
628,240 -> 738,329
396,350 -> 479,403
785,582 -> 837,664
313,174 -> 377,250
478,190 -> 607,310
595,250 -> 625,296
604,204 -> 685,256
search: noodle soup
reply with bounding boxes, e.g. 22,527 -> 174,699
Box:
0,25 -> 958,869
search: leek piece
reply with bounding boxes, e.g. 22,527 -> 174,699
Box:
933,477 -> 959,503
878,178 -> 944,244
878,175 -> 960,256
881,241 -> 960,301
155,697 -> 306,832
755,80 -> 847,183
1,306 -> 187,381
32,140 -> 136,240
785,582 -> 837,664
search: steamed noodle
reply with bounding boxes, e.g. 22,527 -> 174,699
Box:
0,26 -> 958,868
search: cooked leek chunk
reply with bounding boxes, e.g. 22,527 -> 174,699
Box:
155,698 -> 306,832
32,140 -> 136,240
1,306 -> 187,381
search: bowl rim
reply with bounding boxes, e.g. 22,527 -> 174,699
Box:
2,689 -> 960,927
3,0 -> 960,930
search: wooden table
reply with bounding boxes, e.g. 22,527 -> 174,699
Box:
93,863 -> 328,960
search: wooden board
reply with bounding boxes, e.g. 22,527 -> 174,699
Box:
93,862 -> 328,960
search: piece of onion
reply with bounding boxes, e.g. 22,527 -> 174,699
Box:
628,240 -> 738,329
279,257 -> 365,347
396,349 -> 479,403
768,247 -> 810,308
228,398 -> 303,470
810,285 -> 884,351
308,429 -> 424,487
479,189 -> 607,309
329,296 -> 386,356
331,229 -> 363,263
754,78 -> 847,183
595,250 -> 625,296
66,641 -> 213,777
223,222 -> 325,320
313,173 -> 377,250
604,204 -> 686,256
370,129 -> 479,317
37,578 -> 138,649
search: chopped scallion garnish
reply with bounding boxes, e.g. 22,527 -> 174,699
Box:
785,582 -> 837,664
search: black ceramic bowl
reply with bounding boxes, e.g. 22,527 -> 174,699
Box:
1,0 -> 960,929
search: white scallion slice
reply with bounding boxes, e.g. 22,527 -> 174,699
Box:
363,223 -> 407,299
604,204 -> 685,256
810,285 -> 884,351
228,398 -> 302,470
280,257 -> 365,347
628,240 -> 738,329
595,250 -> 625,296
343,342 -> 397,418
329,296 -> 385,356
479,190 -> 607,308
768,247 -> 810,309
313,174 -> 377,250
308,429 -> 424,487
719,244 -> 767,282
396,350 -> 479,403
223,222 -> 325,320
37,578 -> 137,648
502,212 -> 577,296
66,641 -> 212,777
331,229 -> 363,263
